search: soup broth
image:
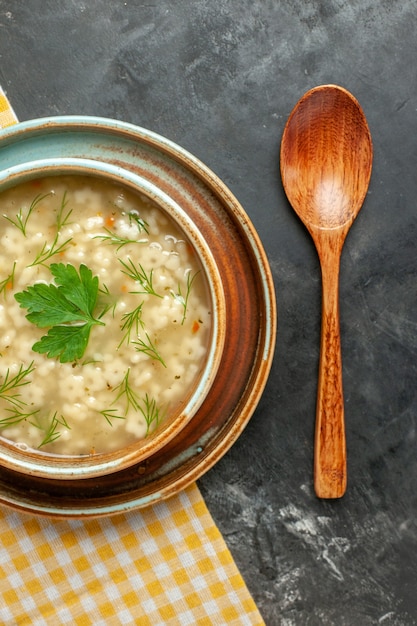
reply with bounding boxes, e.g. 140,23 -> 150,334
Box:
0,176 -> 212,455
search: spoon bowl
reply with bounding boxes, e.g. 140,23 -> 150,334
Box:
280,84 -> 373,498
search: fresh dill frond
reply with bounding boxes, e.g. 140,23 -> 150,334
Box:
55,191 -> 73,231
111,368 -> 141,414
132,332 -> 167,367
139,394 -> 164,436
93,228 -> 145,251
99,408 -> 126,426
102,371 -> 163,436
119,258 -> 162,298
118,303 -> 145,348
0,362 -> 35,409
28,233 -> 73,267
128,211 -> 149,234
0,407 -> 40,429
3,192 -> 52,237
170,270 -> 199,324
32,411 -> 71,447
0,261 -> 17,298
97,283 -> 117,318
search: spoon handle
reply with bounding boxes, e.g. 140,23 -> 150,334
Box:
315,236 -> 347,498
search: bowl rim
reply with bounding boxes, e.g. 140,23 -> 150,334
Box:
0,157 -> 227,479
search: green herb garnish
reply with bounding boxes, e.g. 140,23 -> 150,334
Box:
102,369 -> 163,435
171,270 -> 199,324
140,393 -> 164,435
111,368 -> 141,414
94,209 -> 148,250
0,407 -> 40,429
119,258 -> 162,298
133,332 -> 166,367
28,232 -> 72,267
0,362 -> 35,410
0,362 -> 40,430
99,408 -> 126,426
118,303 -> 145,348
15,263 -> 106,363
128,211 -> 149,234
3,192 -> 51,236
34,411 -> 71,447
94,228 -> 145,251
0,261 -> 16,298
97,283 -> 117,318
55,191 -> 73,231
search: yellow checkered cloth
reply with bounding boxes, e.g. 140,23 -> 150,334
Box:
0,484 -> 264,625
0,90 -> 265,625
0,86 -> 18,128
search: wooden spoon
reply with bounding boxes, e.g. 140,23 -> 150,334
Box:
280,85 -> 373,498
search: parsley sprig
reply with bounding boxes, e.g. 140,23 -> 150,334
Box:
15,263 -> 106,363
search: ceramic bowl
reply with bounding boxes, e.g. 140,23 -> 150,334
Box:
0,116 -> 276,515
0,152 -> 227,479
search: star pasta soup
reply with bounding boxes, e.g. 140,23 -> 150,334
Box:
0,175 -> 216,457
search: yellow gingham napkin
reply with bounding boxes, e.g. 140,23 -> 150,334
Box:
0,86 -> 18,128
0,88 -> 265,626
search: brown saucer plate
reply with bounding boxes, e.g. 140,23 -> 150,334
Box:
0,117 -> 276,517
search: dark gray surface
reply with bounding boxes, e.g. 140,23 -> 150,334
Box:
1,1 -> 417,624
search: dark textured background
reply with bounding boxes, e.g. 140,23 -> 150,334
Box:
1,2 -> 417,624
